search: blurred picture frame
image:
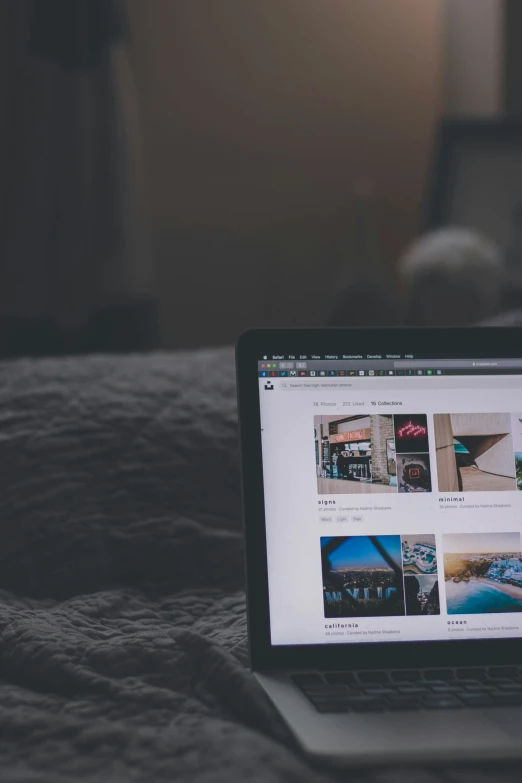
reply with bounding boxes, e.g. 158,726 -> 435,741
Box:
425,118 -> 522,274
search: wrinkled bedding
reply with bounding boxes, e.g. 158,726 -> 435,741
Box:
0,346 -> 518,782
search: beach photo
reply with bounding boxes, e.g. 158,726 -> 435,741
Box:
397,453 -> 432,493
404,574 -> 440,615
435,413 -> 516,492
443,532 -> 522,614
394,414 -> 429,455
402,535 -> 437,574
321,535 -> 405,618
314,415 -> 397,494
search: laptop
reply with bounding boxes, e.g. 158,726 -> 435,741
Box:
236,327 -> 522,765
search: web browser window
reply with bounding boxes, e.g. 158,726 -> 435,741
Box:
258,353 -> 522,646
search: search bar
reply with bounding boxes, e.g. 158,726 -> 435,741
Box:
277,377 -> 522,390
280,381 -> 355,390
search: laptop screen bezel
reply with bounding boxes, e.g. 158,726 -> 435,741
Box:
237,327 -> 522,671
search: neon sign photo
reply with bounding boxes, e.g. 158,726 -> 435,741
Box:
396,421 -> 427,439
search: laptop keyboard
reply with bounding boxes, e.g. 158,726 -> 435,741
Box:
291,667 -> 522,713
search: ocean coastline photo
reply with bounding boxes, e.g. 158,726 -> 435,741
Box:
443,532 -> 522,614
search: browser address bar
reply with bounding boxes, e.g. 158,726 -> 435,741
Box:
394,359 -> 522,369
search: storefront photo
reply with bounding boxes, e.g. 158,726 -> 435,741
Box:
315,413 -> 432,495
314,414 -> 397,495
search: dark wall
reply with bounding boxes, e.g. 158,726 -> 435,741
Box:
110,1 -> 443,347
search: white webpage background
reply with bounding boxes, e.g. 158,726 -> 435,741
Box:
259,376 -> 522,646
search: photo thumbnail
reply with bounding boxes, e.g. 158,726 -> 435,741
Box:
404,574 -> 440,616
443,532 -> 522,614
321,536 -> 405,618
397,453 -> 432,493
394,414 -> 429,455
402,535 -> 439,615
402,535 -> 437,574
434,413 -> 516,492
512,413 -> 522,491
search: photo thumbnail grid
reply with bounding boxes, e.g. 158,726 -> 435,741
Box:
322,534 -> 522,618
321,535 -> 440,619
315,414 -> 431,495
315,412 -> 522,494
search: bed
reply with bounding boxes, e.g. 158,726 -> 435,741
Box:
0,346 -> 517,781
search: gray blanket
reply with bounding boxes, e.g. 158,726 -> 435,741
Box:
0,346 -> 518,781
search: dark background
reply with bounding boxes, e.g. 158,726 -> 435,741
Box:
1,0 -> 522,356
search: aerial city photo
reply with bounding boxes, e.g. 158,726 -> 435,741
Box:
443,532 -> 522,614
321,535 -> 406,618
401,535 -> 440,615
402,535 -> 438,575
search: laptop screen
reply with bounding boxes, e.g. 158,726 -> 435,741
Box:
257,352 -> 522,646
